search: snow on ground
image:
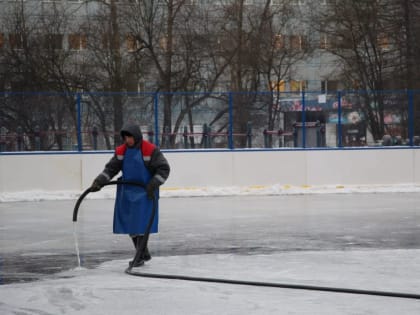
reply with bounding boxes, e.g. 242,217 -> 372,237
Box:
1,250 -> 420,315
2,183 -> 420,202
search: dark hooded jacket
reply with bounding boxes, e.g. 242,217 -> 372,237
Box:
120,124 -> 143,147
97,124 -> 170,186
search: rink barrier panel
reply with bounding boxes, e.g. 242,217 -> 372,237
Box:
1,147 -> 420,193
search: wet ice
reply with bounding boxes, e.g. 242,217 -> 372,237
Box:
1,192 -> 420,314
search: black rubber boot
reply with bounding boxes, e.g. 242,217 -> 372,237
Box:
129,236 -> 151,267
142,247 -> 151,261
131,236 -> 138,249
134,235 -> 151,261
129,237 -> 145,267
129,259 -> 144,268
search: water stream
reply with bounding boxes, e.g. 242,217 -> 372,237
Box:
73,222 -> 81,268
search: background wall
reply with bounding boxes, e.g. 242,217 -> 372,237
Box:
1,149 -> 420,193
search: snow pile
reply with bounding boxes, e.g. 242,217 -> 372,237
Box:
1,183 -> 420,202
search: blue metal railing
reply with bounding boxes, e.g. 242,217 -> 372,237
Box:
0,90 -> 419,152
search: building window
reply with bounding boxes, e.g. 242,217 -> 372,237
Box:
68,34 -> 87,50
290,80 -> 307,92
270,80 -> 286,92
321,80 -> 338,93
352,80 -> 361,90
334,34 -> 353,49
320,34 -> 354,50
273,34 -> 285,50
377,34 -> 389,50
320,34 -> 332,49
289,35 -> 305,50
9,34 -> 24,50
159,36 -> 168,51
126,77 -> 144,92
44,34 -> 63,50
126,34 -> 139,52
102,34 -> 110,50
137,80 -> 145,92
101,34 -> 119,50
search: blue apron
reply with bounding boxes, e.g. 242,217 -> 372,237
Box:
113,147 -> 159,234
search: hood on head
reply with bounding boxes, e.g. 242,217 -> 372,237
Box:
120,124 -> 143,144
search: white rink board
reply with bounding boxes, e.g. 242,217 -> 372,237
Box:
1,149 -> 420,193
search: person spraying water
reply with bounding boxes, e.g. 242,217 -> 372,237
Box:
90,124 -> 170,267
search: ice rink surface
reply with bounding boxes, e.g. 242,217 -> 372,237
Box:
1,193 -> 420,314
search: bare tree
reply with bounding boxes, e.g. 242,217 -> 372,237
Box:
310,0 -> 401,141
386,0 -> 420,137
76,0 -> 148,148
0,1 -> 83,150
213,0 -> 313,147
122,0 -> 234,148
251,1 -> 312,147
117,0 -> 180,147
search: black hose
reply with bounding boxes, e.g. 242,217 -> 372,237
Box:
73,187 -> 93,222
125,270 -> 420,300
74,184 -> 420,300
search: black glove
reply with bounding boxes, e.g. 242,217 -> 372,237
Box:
90,174 -> 108,192
90,180 -> 102,192
146,178 -> 160,199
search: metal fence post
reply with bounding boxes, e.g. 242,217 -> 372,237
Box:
208,124 -> 213,148
183,126 -> 188,149
34,125 -> 41,151
278,129 -> 283,147
154,92 -> 159,146
0,126 -> 7,152
408,90 -> 414,146
16,126 -> 23,151
337,91 -> 342,147
92,125 -> 98,150
164,126 -> 171,148
246,121 -> 252,148
263,129 -> 268,148
202,123 -> 209,148
301,90 -> 306,148
147,125 -> 154,143
76,93 -> 82,152
66,129 -> 72,150
228,92 -> 233,150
